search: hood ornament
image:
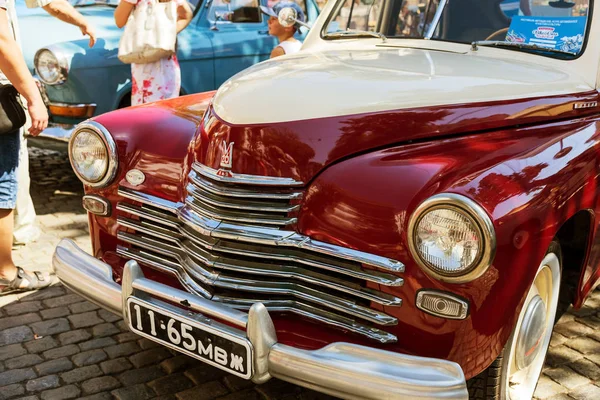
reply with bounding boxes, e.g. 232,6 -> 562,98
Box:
217,140 -> 234,177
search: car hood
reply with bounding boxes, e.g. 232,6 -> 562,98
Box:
198,47 -> 599,184
18,5 -> 119,71
212,47 -> 593,124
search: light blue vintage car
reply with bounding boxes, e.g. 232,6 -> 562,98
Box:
32,0 -> 320,149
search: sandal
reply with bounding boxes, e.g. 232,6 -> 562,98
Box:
0,267 -> 53,296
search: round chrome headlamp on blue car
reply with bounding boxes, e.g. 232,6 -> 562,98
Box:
68,121 -> 118,188
408,193 -> 496,283
34,47 -> 69,85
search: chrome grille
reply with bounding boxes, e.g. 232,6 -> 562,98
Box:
116,163 -> 405,343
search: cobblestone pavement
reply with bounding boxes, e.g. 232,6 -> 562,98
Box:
1,147 -> 600,400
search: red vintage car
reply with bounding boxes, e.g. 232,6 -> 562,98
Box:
53,0 -> 600,398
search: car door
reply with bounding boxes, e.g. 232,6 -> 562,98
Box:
204,0 -> 277,87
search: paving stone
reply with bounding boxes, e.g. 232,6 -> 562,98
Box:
565,336 -> 600,355
79,337 -> 116,352
118,366 -> 165,386
568,383 -> 600,400
5,354 -> 43,370
0,326 -> 34,346
148,373 -> 194,396
92,323 -> 120,338
154,395 -> 177,400
553,322 -> 595,339
40,385 -> 81,400
40,307 -> 70,320
67,312 -> 104,329
4,301 -> 42,316
26,375 -> 60,392
35,358 -> 73,376
544,366 -> 590,390
15,396 -> 38,400
223,375 -> 255,391
115,320 -> 130,332
115,332 -> 139,343
25,286 -> 65,301
60,365 -> 103,384
42,294 -> 83,309
216,390 -> 261,400
0,313 -> 41,331
105,342 -> 141,359
550,333 -> 569,348
184,365 -> 228,385
79,394 -> 112,400
81,376 -> 121,395
175,381 -> 229,400
544,394 -> 574,400
72,349 -> 108,367
98,309 -> 121,323
42,344 -> 80,360
129,348 -> 172,369
535,375 -> 569,399
256,378 -> 303,399
57,329 -> 92,345
100,358 -> 133,375
24,337 -> 57,353
0,384 -> 24,400
545,345 -> 584,368
138,338 -> 163,350
0,368 -> 36,386
68,302 -> 100,314
160,355 -> 199,374
111,384 -> 155,400
30,318 -> 70,336
0,344 -> 26,361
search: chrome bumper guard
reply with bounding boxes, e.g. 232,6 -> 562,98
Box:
53,239 -> 468,400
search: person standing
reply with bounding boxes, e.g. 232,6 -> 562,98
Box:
260,1 -> 306,58
0,0 -> 53,294
114,0 -> 193,105
14,0 -> 98,247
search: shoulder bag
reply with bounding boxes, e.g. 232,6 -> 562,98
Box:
0,84 -> 26,136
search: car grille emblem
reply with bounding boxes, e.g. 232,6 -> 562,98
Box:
217,140 -> 234,178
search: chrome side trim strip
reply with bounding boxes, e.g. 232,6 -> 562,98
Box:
118,187 -> 405,274
193,163 -> 304,187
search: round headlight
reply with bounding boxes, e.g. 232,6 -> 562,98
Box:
69,122 -> 118,188
34,49 -> 67,85
408,194 -> 496,283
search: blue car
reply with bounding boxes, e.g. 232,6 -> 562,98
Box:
17,0 -> 119,74
32,0 -> 320,148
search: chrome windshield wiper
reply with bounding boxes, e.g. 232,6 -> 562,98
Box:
326,30 -> 387,42
470,40 -> 577,56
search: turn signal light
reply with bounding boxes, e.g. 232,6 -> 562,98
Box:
416,290 -> 469,320
49,103 -> 96,118
83,195 -> 110,216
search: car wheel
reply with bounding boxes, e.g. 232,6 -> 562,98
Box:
468,241 -> 562,400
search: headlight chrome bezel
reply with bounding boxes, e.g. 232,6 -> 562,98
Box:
69,121 -> 118,188
407,193 -> 496,283
34,47 -> 69,85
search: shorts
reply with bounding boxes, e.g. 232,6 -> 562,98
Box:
0,130 -> 20,210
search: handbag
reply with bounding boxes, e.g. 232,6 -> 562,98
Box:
118,0 -> 178,65
0,84 -> 26,136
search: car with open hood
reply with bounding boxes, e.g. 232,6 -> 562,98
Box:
31,0 -> 321,149
53,0 -> 600,398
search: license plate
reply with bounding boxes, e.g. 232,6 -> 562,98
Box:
127,297 -> 253,379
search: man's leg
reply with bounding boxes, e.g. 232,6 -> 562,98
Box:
0,208 -> 17,280
13,135 -> 40,245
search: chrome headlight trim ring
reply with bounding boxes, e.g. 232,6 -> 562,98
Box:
407,193 -> 496,284
69,121 -> 118,189
34,46 -> 69,86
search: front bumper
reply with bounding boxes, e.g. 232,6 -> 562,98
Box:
53,239 -> 468,400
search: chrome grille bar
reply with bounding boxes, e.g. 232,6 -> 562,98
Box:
193,163 -> 304,187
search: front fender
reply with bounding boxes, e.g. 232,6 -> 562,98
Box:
298,116 -> 600,379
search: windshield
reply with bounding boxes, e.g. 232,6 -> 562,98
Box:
324,0 -> 591,58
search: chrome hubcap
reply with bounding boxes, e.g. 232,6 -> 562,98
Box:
502,252 -> 561,400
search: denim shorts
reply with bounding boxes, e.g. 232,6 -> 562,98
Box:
0,130 -> 20,210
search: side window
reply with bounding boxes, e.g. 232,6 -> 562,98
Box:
209,0 -> 261,23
